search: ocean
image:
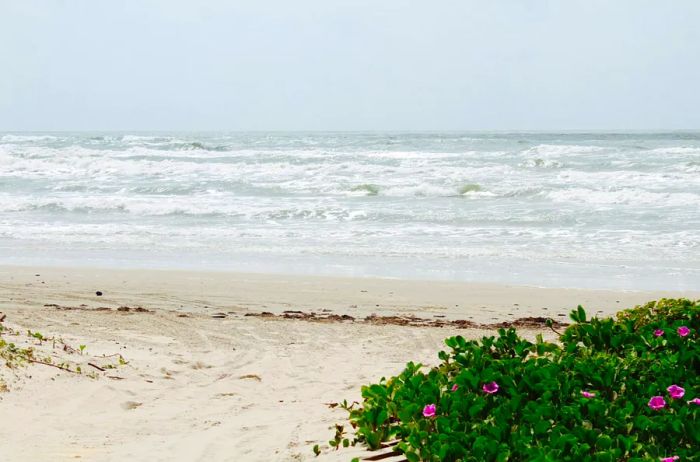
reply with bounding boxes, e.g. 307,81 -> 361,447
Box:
1,132 -> 698,290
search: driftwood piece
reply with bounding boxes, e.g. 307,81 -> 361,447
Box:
28,359 -> 77,373
88,362 -> 106,371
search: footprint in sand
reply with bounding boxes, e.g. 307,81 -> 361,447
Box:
121,401 -> 142,410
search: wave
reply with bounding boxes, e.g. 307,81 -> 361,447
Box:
359,150 -> 465,160
520,144 -> 606,157
174,141 -> 229,151
458,183 -> 481,194
121,135 -> 168,142
349,184 -> 380,196
545,188 -> 700,207
554,169 -> 700,190
680,161 -> 700,173
520,158 -> 563,169
648,146 -> 700,155
2,132 -> 699,288
345,183 -> 495,198
5,183 -> 693,216
1,134 -> 59,142
1,220 -> 696,265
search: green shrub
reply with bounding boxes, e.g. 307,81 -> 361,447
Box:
333,299 -> 699,461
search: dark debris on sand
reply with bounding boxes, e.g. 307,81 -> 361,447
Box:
44,304 -> 152,313
244,311 -> 569,330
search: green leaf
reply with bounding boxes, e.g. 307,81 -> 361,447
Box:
596,435 -> 612,450
327,298 -> 700,462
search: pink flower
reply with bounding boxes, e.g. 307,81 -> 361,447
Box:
687,398 -> 700,405
648,396 -> 667,410
660,457 -> 679,462
482,381 -> 499,394
667,385 -> 685,399
677,326 -> 690,337
654,329 -> 664,337
581,391 -> 596,398
422,404 -> 436,417
451,384 -> 459,392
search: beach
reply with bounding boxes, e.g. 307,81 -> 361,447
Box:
1,265 -> 696,461
4,1 -> 700,458
2,122 -> 699,462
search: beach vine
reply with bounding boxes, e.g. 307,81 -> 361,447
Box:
323,298 -> 699,461
0,317 -> 127,388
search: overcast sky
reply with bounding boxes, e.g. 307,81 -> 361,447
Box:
1,0 -> 699,131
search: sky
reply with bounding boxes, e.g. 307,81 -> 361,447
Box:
1,0 -> 699,131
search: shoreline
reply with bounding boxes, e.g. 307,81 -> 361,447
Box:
2,264 -> 697,323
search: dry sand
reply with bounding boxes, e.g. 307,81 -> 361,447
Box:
0,265 -> 697,461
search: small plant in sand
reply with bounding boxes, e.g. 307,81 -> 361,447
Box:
0,326 -> 36,369
323,299 -> 698,461
0,317 -> 128,388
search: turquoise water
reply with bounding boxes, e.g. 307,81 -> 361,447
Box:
1,132 -> 698,290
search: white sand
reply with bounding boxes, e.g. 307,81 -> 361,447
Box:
0,265 -> 696,461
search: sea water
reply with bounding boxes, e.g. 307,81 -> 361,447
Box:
1,132 -> 698,290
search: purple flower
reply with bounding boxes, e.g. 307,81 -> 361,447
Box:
654,329 -> 664,337
482,381 -> 499,394
667,385 -> 685,399
422,404 -> 436,417
451,384 -> 459,392
687,398 -> 700,405
581,390 -> 596,398
648,396 -> 667,410
677,326 -> 690,337
660,457 -> 679,462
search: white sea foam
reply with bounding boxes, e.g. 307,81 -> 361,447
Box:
545,187 -> 700,207
1,132 -> 699,289
648,146 -> 700,155
521,144 -> 606,157
1,134 -> 58,142
520,158 -> 564,169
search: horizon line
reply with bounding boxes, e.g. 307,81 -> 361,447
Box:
3,128 -> 700,134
